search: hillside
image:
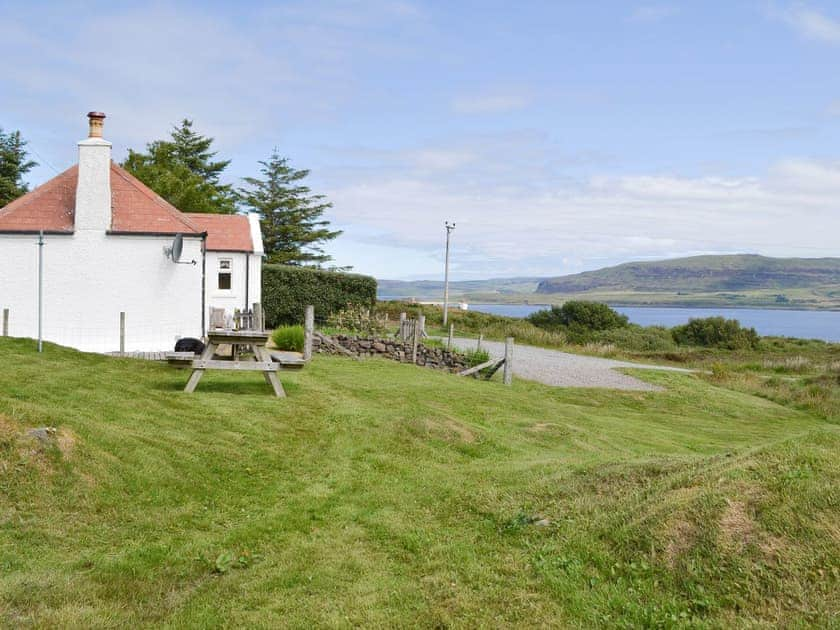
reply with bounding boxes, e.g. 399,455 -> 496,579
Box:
536,254 -> 840,294
1,338 -> 839,626
378,256 -> 840,309
377,277 -> 542,298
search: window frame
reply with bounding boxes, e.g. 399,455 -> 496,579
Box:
217,258 -> 233,291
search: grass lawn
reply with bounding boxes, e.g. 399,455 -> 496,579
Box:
0,337 -> 838,627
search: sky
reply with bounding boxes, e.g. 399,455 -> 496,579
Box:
2,0 -> 840,280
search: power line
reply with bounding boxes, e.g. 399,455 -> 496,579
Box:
26,145 -> 62,176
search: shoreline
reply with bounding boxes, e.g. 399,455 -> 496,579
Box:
377,297 -> 840,313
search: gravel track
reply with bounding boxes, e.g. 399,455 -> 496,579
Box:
448,337 -> 693,391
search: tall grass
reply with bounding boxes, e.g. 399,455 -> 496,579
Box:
271,325 -> 304,352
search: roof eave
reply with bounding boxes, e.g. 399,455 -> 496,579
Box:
106,230 -> 204,237
0,229 -> 74,235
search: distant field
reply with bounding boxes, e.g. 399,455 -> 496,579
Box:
1,337 -> 838,626
468,286 -> 840,310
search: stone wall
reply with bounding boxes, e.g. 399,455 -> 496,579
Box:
313,334 -> 470,372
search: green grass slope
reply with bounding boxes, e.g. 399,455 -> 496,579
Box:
537,254 -> 840,294
0,338 -> 838,627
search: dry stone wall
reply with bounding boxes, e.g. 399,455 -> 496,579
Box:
313,334 -> 470,372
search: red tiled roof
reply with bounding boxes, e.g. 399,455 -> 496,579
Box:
0,165 -> 77,232
0,162 -> 202,235
109,164 -> 201,234
184,213 -> 254,252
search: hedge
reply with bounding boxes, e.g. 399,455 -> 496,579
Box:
262,264 -> 377,327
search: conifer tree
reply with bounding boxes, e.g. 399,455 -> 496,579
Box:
0,128 -> 37,207
122,119 -> 236,214
239,150 -> 342,266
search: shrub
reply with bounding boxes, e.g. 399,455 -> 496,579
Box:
262,265 -> 376,327
326,305 -> 388,336
271,325 -> 304,352
594,325 -> 677,353
671,316 -> 760,350
528,301 -> 629,332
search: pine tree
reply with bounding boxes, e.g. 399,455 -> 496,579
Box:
122,119 -> 236,214
240,150 -> 342,266
0,128 -> 38,207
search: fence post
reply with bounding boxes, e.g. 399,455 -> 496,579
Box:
418,314 -> 426,339
399,312 -> 407,340
2,308 -> 8,337
503,337 -> 514,386
477,333 -> 483,352
253,302 -> 263,331
303,305 -> 314,361
411,320 -> 420,364
447,323 -> 454,350
119,312 -> 125,356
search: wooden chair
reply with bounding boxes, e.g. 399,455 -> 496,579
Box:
209,307 -> 226,330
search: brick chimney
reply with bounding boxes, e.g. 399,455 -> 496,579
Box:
75,112 -> 112,231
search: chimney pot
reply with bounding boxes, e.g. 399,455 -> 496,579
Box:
87,111 -> 106,138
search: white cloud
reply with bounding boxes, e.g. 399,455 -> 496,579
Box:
628,4 -> 680,23
323,143 -> 840,277
774,4 -> 840,43
0,2 -> 423,173
452,92 -> 532,114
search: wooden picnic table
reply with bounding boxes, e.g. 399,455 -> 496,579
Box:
178,329 -> 286,397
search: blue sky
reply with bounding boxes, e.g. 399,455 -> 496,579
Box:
2,1 -> 840,279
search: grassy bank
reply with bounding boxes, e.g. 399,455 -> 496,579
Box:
378,300 -> 840,424
1,338 -> 838,626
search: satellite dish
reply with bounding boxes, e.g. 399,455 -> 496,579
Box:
171,234 -> 183,263
163,233 -> 196,265
164,234 -> 183,262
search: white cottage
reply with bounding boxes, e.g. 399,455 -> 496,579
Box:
0,112 -> 264,352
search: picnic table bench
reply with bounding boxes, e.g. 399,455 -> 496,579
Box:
167,329 -> 288,397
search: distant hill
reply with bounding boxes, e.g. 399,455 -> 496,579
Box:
536,255 -> 840,294
377,277 -> 543,298
378,255 -> 840,310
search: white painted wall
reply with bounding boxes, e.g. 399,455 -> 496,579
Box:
205,250 -> 262,322
0,232 -> 204,352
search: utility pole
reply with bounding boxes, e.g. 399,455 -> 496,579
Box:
442,221 -> 455,325
37,230 -> 44,353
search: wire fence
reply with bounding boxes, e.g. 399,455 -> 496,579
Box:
0,306 -> 205,353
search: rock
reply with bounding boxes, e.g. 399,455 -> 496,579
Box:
26,427 -> 57,444
534,518 -> 551,527
359,340 -> 372,350
373,342 -> 386,352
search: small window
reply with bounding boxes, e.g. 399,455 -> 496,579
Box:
218,259 -> 232,290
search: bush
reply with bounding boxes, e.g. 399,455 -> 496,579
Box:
528,301 -> 629,332
262,265 -> 376,327
327,305 -> 388,336
594,325 -> 677,353
271,325 -> 304,352
671,316 -> 760,350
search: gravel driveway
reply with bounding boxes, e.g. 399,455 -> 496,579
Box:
448,337 -> 692,391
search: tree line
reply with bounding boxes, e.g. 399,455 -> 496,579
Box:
0,120 -> 342,267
